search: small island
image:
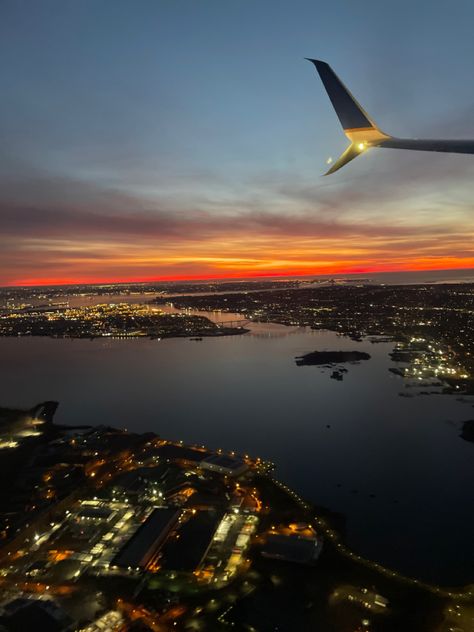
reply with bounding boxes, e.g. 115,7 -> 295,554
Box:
295,350 -> 371,366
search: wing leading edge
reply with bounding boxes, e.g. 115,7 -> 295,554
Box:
307,58 -> 474,174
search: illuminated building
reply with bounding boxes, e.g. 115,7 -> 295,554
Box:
200,454 -> 248,477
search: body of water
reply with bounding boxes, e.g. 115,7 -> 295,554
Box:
1,314 -> 473,585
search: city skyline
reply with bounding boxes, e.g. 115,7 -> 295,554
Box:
1,0 -> 474,286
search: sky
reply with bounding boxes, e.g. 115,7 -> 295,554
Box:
1,0 -> 474,286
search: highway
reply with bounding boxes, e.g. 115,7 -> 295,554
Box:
269,475 -> 474,603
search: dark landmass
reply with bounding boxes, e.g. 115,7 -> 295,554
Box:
0,401 -> 472,631
295,350 -> 371,366
389,349 -> 422,362
460,419 -> 474,443
389,367 -> 405,377
0,402 -> 61,543
0,401 -> 58,434
0,279 -> 303,305
0,405 -> 30,430
0,303 -> 248,340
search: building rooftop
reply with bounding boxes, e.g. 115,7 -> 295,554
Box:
201,454 -> 246,470
112,507 -> 180,570
77,506 -> 115,521
262,534 -> 322,565
155,444 -> 211,463
160,510 -> 222,572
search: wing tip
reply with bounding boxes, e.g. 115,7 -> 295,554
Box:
305,58 -> 328,69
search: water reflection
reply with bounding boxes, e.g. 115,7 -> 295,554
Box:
0,303 -> 472,585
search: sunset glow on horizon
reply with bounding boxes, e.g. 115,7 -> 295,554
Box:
1,1 -> 473,288
6,254 -> 474,288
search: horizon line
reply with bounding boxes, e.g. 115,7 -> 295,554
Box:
2,265 -> 474,290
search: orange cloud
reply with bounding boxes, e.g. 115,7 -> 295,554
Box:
1,162 -> 474,286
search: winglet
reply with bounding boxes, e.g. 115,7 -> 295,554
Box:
306,59 -> 376,132
323,143 -> 364,176
307,59 -> 389,174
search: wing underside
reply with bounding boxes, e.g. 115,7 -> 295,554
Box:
381,138 -> 474,154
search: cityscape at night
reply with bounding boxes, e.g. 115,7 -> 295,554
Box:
1,1 -> 474,631
0,397 -> 472,632
0,278 -> 473,630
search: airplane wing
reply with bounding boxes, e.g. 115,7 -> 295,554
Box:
307,58 -> 474,173
382,138 -> 474,154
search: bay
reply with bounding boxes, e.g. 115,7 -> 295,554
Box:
0,312 -> 472,585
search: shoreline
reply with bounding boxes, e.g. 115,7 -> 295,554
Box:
5,410 -> 474,593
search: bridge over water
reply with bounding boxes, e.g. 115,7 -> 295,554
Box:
216,318 -> 250,328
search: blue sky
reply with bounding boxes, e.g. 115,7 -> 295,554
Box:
1,0 -> 474,284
